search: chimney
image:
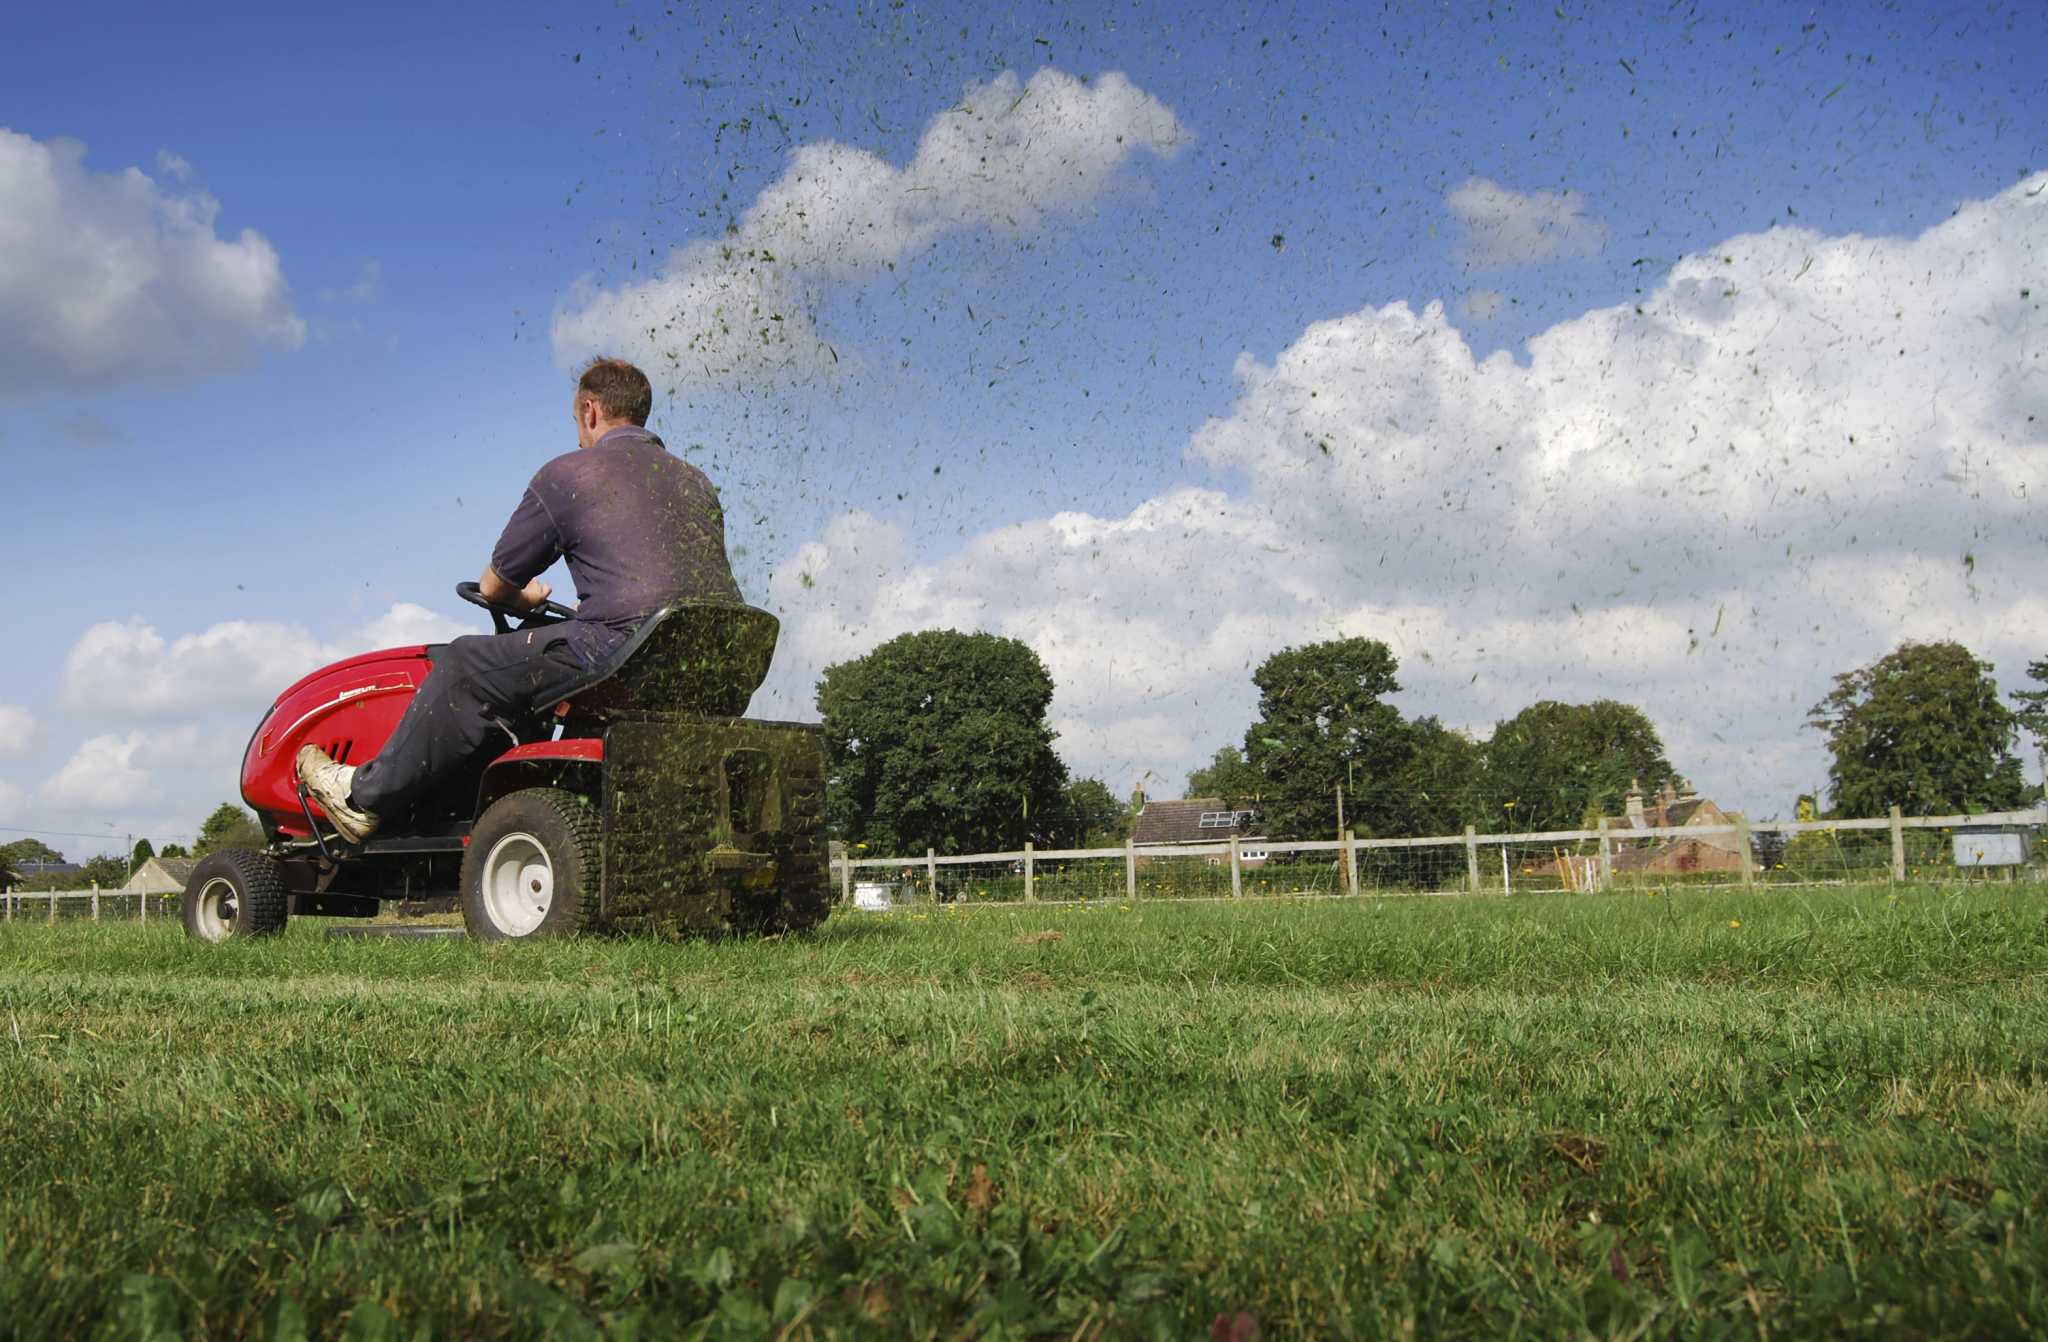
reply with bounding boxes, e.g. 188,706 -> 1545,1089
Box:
1625,778 -> 1645,829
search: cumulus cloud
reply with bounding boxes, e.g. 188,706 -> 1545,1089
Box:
57,603 -> 473,717
1446,176 -> 1608,269
765,172 -> 2047,813
0,128 -> 303,394
553,68 -> 1187,389
0,779 -> 20,814
0,705 -> 34,758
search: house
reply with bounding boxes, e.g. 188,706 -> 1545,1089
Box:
1130,791 -> 1269,867
1609,779 -> 1746,874
123,857 -> 198,895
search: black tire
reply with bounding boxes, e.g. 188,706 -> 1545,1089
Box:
460,788 -> 599,941
182,849 -> 290,942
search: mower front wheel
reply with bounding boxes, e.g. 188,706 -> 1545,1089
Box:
460,788 -> 599,940
182,850 -> 290,942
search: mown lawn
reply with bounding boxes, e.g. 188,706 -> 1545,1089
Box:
1,884 -> 2044,1339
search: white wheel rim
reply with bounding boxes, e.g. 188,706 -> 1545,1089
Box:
482,831 -> 554,936
194,876 -> 239,942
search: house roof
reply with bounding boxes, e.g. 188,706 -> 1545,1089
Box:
123,856 -> 200,893
1132,797 -> 1263,846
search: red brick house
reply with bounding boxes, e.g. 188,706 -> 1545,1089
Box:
1610,779 -> 1746,874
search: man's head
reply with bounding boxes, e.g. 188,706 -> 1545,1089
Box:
573,357 -> 654,447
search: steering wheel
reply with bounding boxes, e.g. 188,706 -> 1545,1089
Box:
455,581 -> 577,635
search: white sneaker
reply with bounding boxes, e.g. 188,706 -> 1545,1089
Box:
295,745 -> 380,843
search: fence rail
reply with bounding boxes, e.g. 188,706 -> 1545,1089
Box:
830,808 -> 2048,908
2,888 -> 178,924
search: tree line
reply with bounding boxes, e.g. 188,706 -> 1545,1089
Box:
0,804 -> 264,892
10,633 -> 2028,886
817,630 -> 2048,855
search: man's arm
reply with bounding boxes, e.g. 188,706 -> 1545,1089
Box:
487,477 -> 563,612
479,565 -> 552,611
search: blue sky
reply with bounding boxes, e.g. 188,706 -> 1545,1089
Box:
2,0 -> 2044,858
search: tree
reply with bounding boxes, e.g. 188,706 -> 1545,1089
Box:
131,838 -> 155,871
159,843 -> 189,860
1480,700 -> 1676,834
0,838 -> 64,868
818,630 -> 1069,855
1808,640 -> 2029,817
194,803 -> 266,856
1378,717 -> 1487,837
1060,777 -> 1130,848
1185,746 -> 1262,805
1241,638 -> 1417,840
79,854 -> 128,887
0,850 -> 17,891
2010,659 -> 2048,796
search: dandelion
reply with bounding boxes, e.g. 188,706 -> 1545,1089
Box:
1728,919 -> 1741,929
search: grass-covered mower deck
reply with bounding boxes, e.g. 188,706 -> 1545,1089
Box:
182,584 -> 830,942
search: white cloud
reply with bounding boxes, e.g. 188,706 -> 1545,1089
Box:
1459,289 -> 1505,321
154,149 -> 192,180
32,723 -> 246,814
553,68 -> 1187,389
38,731 -> 153,809
0,705 -> 34,758
356,602 -> 473,650
764,172 -> 2047,815
0,779 -> 20,815
1446,176 -> 1608,269
0,128 -> 303,394
57,603 -> 473,717
323,258 -> 381,303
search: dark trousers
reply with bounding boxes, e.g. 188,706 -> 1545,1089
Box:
350,628 -> 590,815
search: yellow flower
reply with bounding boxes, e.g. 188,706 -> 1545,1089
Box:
1728,919 -> 1741,929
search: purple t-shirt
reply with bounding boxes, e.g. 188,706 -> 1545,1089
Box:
490,426 -> 741,663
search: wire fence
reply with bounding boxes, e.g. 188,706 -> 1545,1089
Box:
832,808 -> 2048,908
1,889 -> 179,924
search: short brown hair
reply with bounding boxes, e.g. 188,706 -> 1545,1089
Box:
575,357 -> 653,426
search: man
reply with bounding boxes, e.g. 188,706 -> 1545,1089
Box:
296,357 -> 741,841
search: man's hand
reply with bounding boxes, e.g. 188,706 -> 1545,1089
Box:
479,566 -> 553,612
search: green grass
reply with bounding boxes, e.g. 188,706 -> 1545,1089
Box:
2,885 -> 2044,1339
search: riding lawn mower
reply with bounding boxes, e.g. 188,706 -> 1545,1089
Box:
181,583 -> 831,942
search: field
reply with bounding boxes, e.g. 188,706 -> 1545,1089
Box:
2,885 -> 2044,1339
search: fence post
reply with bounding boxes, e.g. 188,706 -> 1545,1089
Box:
49,891 -> 57,924
1597,818 -> 1613,891
1124,836 -> 1138,903
1464,826 -> 1480,895
93,883 -> 100,921
925,848 -> 938,904
1889,805 -> 1905,883
141,886 -> 147,926
1344,828 -> 1359,896
1229,836 -> 1243,898
839,850 -> 852,906
1023,842 -> 1035,903
1736,816 -> 1755,887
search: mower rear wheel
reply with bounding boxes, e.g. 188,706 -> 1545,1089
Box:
460,788 -> 598,940
182,849 -> 290,942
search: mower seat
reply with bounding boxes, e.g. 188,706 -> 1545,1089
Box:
541,600 -> 780,722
